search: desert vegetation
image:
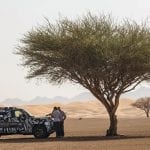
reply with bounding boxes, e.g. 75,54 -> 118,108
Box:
16,12 -> 150,136
132,97 -> 150,117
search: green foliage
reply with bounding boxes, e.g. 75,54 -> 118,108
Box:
17,14 -> 150,87
16,13 -> 150,110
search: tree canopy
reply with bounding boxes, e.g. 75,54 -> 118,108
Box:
16,13 -> 150,136
132,97 -> 150,117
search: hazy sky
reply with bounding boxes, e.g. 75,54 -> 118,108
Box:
0,0 -> 150,101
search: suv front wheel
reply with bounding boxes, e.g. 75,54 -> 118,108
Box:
33,125 -> 49,139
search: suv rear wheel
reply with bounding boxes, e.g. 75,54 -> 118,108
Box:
33,125 -> 49,139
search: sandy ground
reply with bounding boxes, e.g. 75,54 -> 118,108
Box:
0,118 -> 150,150
15,99 -> 146,118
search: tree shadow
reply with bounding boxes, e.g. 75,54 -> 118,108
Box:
0,135 -> 150,143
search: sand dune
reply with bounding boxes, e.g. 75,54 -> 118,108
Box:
13,99 -> 146,118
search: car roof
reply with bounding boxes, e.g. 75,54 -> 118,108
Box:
0,107 -> 19,110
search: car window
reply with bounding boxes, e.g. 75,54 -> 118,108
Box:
14,110 -> 23,118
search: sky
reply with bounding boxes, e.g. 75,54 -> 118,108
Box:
0,0 -> 150,101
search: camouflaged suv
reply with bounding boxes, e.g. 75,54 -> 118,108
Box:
0,107 -> 55,138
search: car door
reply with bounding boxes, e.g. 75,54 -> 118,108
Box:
12,109 -> 26,133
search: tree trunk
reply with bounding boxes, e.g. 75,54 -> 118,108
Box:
146,111 -> 149,118
106,113 -> 118,136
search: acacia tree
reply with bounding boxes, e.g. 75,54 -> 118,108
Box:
16,13 -> 150,136
132,97 -> 150,118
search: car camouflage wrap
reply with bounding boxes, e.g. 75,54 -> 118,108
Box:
0,107 -> 54,137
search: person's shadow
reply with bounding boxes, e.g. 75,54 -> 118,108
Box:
0,135 -> 150,143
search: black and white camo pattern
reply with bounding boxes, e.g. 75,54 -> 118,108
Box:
0,107 -> 54,135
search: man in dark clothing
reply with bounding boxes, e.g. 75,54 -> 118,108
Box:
57,107 -> 66,137
51,107 -> 61,138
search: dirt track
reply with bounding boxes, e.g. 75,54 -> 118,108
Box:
0,118 -> 150,150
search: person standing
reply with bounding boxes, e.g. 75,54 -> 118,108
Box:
57,107 -> 66,137
51,107 -> 61,138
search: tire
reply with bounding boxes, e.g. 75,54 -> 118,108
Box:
33,125 -> 49,139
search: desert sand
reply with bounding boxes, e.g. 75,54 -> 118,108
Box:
15,98 -> 146,118
0,99 -> 150,150
0,118 -> 150,150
